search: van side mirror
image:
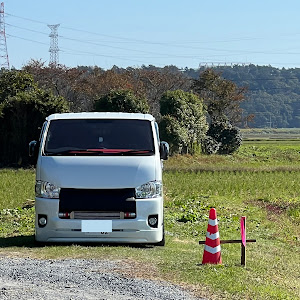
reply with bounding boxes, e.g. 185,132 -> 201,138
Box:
160,141 -> 169,160
29,140 -> 38,158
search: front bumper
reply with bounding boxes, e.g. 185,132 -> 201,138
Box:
35,197 -> 163,243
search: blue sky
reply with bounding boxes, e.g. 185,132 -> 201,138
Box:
3,0 -> 300,69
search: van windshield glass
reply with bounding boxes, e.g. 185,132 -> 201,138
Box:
43,119 -> 155,156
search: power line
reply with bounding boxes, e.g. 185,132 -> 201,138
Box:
5,19 -> 262,60
7,24 -> 254,62
6,11 -> 300,68
5,22 -> 210,60
5,12 -> 46,25
6,31 -> 300,76
6,33 -> 168,66
6,23 -> 49,36
6,12 -> 300,56
6,33 -> 49,46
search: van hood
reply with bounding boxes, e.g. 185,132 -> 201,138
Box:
38,156 -> 159,189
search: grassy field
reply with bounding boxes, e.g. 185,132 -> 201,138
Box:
241,128 -> 300,140
0,140 -> 299,299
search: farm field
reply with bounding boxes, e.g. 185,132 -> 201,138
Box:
241,128 -> 300,140
0,140 -> 299,299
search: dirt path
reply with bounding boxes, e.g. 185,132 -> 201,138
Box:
0,257 -> 205,300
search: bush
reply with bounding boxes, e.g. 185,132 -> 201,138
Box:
204,120 -> 242,155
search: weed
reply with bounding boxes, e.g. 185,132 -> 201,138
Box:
0,206 -> 35,237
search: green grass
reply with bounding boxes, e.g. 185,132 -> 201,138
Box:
165,139 -> 300,171
162,172 -> 299,299
0,141 -> 299,299
0,168 -> 35,209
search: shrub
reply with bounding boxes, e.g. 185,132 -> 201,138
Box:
205,120 -> 242,155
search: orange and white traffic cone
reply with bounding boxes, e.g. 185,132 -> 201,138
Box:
202,208 -> 222,264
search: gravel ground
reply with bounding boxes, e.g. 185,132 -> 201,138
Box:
0,257 -> 204,300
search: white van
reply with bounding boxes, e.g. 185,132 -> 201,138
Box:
29,112 -> 169,245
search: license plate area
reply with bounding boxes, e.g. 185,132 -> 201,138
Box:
81,220 -> 112,233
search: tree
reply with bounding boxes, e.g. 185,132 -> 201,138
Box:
202,120 -> 242,155
131,67 -> 191,119
0,70 -> 69,166
192,69 -> 245,154
159,90 -> 208,154
0,69 -> 35,102
94,89 -> 149,113
192,68 -> 247,125
23,60 -> 93,112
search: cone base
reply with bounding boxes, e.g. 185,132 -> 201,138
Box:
202,251 -> 222,265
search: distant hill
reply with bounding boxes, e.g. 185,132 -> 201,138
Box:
183,65 -> 300,128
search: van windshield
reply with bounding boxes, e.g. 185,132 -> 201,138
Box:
43,119 -> 155,156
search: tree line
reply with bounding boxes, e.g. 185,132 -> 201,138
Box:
23,61 -> 300,128
65,63 -> 299,128
0,62 -> 245,166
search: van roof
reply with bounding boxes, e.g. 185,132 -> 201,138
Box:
46,112 -> 155,121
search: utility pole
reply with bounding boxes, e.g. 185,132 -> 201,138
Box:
0,2 -> 9,69
48,24 -> 60,66
266,112 -> 272,128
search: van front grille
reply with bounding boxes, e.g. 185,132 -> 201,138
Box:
59,188 -> 136,213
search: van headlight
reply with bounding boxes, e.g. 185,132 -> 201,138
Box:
135,181 -> 162,199
35,180 -> 60,199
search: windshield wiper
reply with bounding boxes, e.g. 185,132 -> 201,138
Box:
113,149 -> 154,155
